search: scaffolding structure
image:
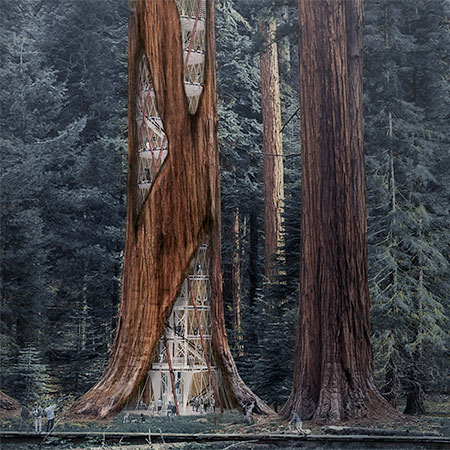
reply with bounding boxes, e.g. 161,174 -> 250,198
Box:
128,242 -> 221,415
175,0 -> 206,114
136,54 -> 168,209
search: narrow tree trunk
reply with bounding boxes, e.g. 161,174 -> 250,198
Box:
230,208 -> 243,349
279,6 -> 291,77
403,267 -> 425,416
247,207 -> 260,349
248,208 -> 259,311
259,19 -> 284,282
68,0 -> 271,419
223,205 -> 242,346
404,380 -> 425,415
223,208 -> 235,329
282,0 -> 392,424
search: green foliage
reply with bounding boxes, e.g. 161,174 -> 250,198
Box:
364,0 -> 450,402
1,0 -> 127,400
4,346 -> 51,404
0,0 -> 79,398
36,0 -> 127,395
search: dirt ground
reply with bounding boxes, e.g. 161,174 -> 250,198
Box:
1,395 -> 449,449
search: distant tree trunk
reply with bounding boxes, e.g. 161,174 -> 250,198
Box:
68,0 -> 271,419
279,6 -> 291,77
282,0 -> 392,423
403,269 -> 425,415
230,208 -> 243,348
247,207 -> 260,348
403,379 -> 425,415
223,210 -> 234,327
259,19 -> 284,281
223,206 -> 242,350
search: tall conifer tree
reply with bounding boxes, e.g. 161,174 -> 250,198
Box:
283,0 -> 391,423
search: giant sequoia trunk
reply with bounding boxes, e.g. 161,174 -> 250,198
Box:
282,0 -> 392,423
259,19 -> 284,281
68,0 -> 270,419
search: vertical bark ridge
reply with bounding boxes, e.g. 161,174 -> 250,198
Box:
282,0 -> 393,424
259,19 -> 285,282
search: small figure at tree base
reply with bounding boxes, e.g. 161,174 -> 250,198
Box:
289,412 -> 311,435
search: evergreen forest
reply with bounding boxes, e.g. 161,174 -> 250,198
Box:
1,0 -> 449,421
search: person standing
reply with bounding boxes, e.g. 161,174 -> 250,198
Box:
20,405 -> 30,431
289,412 -> 311,435
244,400 -> 255,424
32,402 -> 43,433
44,404 -> 57,432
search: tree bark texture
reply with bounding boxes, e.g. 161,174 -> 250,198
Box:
282,0 -> 392,423
0,391 -> 20,417
68,0 -> 271,419
259,19 -> 285,282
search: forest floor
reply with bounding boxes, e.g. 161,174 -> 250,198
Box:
1,395 -> 449,449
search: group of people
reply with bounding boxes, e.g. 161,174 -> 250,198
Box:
166,400 -> 177,419
20,402 -> 57,433
122,412 -> 148,424
133,395 -> 216,417
189,394 -> 215,413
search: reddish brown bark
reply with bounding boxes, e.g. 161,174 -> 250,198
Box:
0,391 -> 20,417
281,0 -> 393,424
230,209 -> 242,342
68,0 -> 270,419
259,19 -> 285,281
